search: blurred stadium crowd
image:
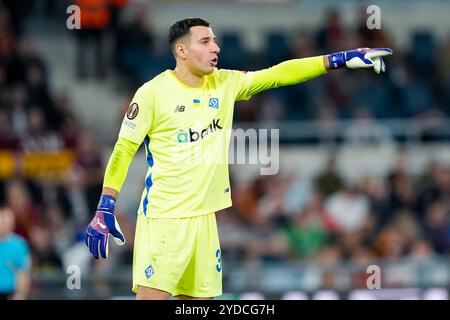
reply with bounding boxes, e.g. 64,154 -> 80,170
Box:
224,157 -> 450,266
116,7 -> 450,123
0,0 -> 449,297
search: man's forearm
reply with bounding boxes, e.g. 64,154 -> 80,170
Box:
102,137 -> 140,197
102,187 -> 119,199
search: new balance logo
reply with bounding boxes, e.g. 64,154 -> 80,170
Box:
175,105 -> 186,113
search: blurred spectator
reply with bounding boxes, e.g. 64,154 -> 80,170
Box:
439,36 -> 450,114
75,0 -> 111,79
315,245 -> 342,266
325,185 -> 370,232
22,108 -> 64,153
19,37 -> 47,80
249,213 -> 289,263
44,203 -> 75,256
256,93 -> 285,122
356,6 -> 391,49
423,201 -> 450,254
52,92 -> 80,149
5,178 -> 41,241
349,245 -> 377,288
373,225 -> 405,259
109,0 -> 129,33
391,210 -> 421,253
115,8 -> 156,85
314,157 -> 343,198
314,245 -> 341,289
408,238 -> 434,262
234,95 -> 262,123
74,131 -> 104,214
419,164 -> 450,215
283,173 -> 313,217
292,26 -> 315,58
350,245 -> 376,266
0,206 -> 31,300
359,176 -> 391,229
63,165 -> 91,226
254,175 -> 289,226
2,0 -> 29,39
0,9 -> 27,86
284,192 -> 335,258
388,157 -> 417,214
28,224 -> 62,272
10,84 -> 28,137
25,65 -> 63,130
0,109 -> 21,150
316,8 -> 344,52
217,209 -> 252,261
231,179 -> 259,222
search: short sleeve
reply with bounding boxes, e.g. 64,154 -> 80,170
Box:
235,70 -> 254,101
118,84 -> 154,144
219,70 -> 254,102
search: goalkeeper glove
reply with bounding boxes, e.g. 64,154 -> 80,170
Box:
85,194 -> 125,259
328,48 -> 393,74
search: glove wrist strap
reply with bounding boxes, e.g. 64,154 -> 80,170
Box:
97,194 -> 116,214
328,51 -> 346,70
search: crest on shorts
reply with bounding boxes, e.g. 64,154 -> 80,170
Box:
145,265 -> 154,279
126,103 -> 139,120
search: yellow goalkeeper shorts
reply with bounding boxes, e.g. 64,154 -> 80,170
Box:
132,212 -> 222,298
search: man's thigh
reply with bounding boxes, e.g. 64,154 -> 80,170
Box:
174,213 -> 223,298
132,214 -> 198,296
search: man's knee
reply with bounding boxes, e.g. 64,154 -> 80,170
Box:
136,286 -> 170,300
175,295 -> 213,300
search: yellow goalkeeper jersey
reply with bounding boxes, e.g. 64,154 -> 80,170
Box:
112,57 -> 326,218
118,69 -> 254,218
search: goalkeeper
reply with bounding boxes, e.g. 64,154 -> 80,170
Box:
85,17 -> 392,300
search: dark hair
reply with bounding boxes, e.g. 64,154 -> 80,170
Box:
168,18 -> 210,47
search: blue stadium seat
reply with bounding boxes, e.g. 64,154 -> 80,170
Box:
351,79 -> 394,118
399,80 -> 433,117
219,32 -> 246,70
264,31 -> 291,65
409,31 -> 436,78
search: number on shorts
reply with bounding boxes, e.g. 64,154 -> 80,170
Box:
216,249 -> 222,272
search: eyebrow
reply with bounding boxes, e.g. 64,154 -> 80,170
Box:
199,36 -> 216,41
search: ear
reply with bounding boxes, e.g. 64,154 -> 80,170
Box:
175,43 -> 188,60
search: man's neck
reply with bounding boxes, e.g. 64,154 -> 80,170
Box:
172,66 -> 204,88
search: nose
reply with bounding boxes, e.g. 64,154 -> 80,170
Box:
212,42 -> 220,54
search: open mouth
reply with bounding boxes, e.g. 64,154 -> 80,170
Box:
211,57 -> 218,66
